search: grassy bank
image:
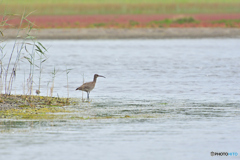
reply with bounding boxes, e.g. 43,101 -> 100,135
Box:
1,1 -> 240,15
4,0 -> 240,4
0,94 -> 71,110
0,94 -> 76,119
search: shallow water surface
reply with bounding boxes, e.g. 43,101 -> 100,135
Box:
0,39 -> 240,160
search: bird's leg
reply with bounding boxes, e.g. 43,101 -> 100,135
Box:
87,92 -> 89,101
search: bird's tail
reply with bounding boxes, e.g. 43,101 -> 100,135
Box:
76,87 -> 82,90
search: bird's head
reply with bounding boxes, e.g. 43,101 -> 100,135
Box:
94,74 -> 106,78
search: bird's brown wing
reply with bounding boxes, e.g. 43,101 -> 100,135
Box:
76,82 -> 92,92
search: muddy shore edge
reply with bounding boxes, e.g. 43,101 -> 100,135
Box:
3,28 -> 240,39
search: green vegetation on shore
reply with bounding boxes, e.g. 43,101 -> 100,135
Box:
86,17 -> 200,28
211,19 -> 240,27
1,0 -> 240,15
147,17 -> 199,27
0,94 -> 75,119
0,94 -> 70,109
4,0 -> 240,4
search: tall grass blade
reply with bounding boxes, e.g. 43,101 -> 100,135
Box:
37,42 -> 47,52
0,30 -> 3,37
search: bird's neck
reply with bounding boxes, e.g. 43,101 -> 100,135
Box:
93,77 -> 97,83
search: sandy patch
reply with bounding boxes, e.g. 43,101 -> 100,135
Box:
3,28 -> 240,39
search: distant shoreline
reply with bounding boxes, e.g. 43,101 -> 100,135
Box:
3,28 -> 240,39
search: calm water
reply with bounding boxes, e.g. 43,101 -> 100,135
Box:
0,39 -> 240,160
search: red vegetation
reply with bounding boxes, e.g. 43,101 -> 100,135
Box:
3,14 -> 240,28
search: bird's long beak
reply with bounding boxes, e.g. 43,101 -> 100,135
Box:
98,75 -> 106,78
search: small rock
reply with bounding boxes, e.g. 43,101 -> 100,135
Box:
36,90 -> 40,95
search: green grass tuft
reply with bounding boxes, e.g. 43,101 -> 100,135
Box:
148,17 -> 199,27
211,19 -> 240,27
173,17 -> 198,24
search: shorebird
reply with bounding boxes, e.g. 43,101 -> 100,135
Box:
76,74 -> 105,100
